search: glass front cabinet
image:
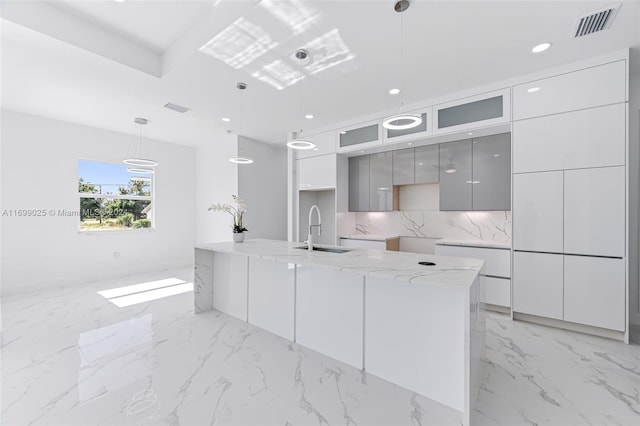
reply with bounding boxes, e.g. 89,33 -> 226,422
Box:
434,88 -> 510,135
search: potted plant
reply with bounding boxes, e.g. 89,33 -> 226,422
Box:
208,195 -> 248,242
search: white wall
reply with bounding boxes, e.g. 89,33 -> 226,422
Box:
237,136 -> 287,240
195,133 -> 238,245
630,71 -> 640,327
0,110 -> 196,295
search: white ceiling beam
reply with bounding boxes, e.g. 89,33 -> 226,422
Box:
0,0 -> 162,77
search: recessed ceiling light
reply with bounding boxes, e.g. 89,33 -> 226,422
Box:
360,150 -> 365,153
494,154 -> 500,157
222,117 -> 231,122
389,88 -> 400,95
113,0 -> 126,2
305,114 -> 314,119
340,131 -> 347,134
407,142 -> 412,146
527,87 -> 540,93
531,42 -> 551,53
468,132 -> 473,136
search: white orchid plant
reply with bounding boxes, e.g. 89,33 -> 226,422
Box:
208,195 -> 248,233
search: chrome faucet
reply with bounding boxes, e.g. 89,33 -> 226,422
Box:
307,205 -> 322,251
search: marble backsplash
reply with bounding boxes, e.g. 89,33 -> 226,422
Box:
339,184 -> 512,254
353,210 -> 512,243
348,210 -> 511,254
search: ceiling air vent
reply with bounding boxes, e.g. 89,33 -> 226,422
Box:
164,102 -> 190,113
574,4 -> 620,38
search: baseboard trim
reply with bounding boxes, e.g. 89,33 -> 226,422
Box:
485,303 -> 510,314
513,312 -> 625,342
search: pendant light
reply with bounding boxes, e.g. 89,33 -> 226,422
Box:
287,130 -> 316,150
382,0 -> 422,131
123,117 -> 158,167
287,63 -> 316,150
229,82 -> 255,164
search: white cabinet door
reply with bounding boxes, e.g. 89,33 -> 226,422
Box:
513,252 -> 563,320
296,130 -> 336,159
296,266 -> 364,369
564,167 -> 625,257
485,277 -> 511,308
247,258 -> 295,340
213,252 -> 248,321
513,103 -> 626,173
434,245 -> 511,278
564,256 -> 625,331
513,60 -> 626,120
297,154 -> 336,190
513,171 -> 563,253
365,275 -> 467,411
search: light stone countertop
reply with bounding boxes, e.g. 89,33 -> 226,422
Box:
196,239 -> 483,288
338,234 -> 399,242
435,239 -> 511,250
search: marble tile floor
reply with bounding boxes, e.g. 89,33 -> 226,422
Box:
0,268 -> 460,426
1,268 -> 639,426
475,313 -> 640,425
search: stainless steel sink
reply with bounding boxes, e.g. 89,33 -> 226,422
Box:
295,246 -> 351,254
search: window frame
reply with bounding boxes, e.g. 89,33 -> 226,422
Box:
77,159 -> 155,234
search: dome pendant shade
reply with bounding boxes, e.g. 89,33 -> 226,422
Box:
382,113 -> 422,130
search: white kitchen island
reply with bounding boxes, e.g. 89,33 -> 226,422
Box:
194,239 -> 486,425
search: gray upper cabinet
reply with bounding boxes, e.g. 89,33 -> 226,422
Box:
439,140 -> 473,211
472,133 -> 511,211
348,155 -> 370,212
370,152 -> 394,212
439,134 -> 511,211
414,145 -> 439,184
393,148 -> 414,185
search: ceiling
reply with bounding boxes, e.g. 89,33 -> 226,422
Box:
1,0 -> 639,148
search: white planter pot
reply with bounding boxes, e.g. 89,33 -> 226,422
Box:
233,232 -> 245,243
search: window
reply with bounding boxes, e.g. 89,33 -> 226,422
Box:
78,160 -> 154,231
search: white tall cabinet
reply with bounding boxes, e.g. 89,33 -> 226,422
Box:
511,59 -> 629,340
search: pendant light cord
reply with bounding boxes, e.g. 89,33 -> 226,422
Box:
398,6 -> 405,114
299,80 -> 304,138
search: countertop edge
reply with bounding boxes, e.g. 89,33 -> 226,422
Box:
195,241 -> 483,289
